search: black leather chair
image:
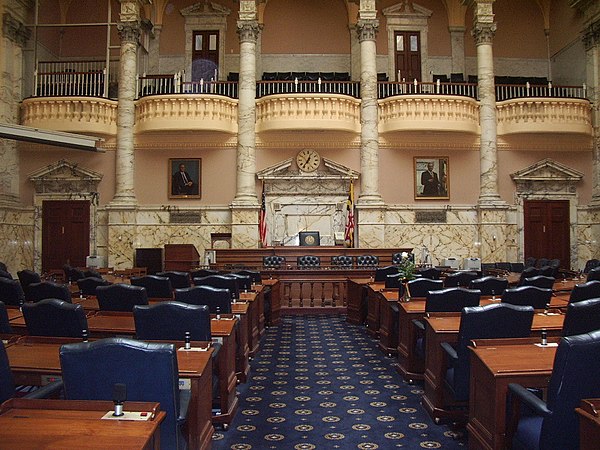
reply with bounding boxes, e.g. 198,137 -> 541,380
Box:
442,303 -> 534,403
76,276 -> 111,296
0,342 -> 63,404
510,262 -> 525,273
331,255 -> 353,268
17,269 -> 41,300
263,255 -> 285,269
537,266 -> 554,277
374,265 -> 399,282
130,275 -> 173,299
0,301 -> 11,333
385,273 -> 405,291
443,271 -> 479,288
406,278 -> 443,298
134,302 -> 212,342
562,298 -> 600,337
224,273 -> 252,292
521,275 -> 555,289
468,276 -> 508,296
507,330 -> 600,450
297,255 -> 321,269
586,266 -> 600,282
568,280 -> 600,303
356,255 -> 379,268
0,262 -> 6,272
96,284 -> 149,312
193,275 -> 240,300
84,269 -> 103,279
417,267 -> 442,280
235,269 -> 262,284
495,262 -> 512,272
535,258 -> 550,269
0,269 -> 12,279
501,286 -> 553,310
27,281 -> 72,303
60,338 -> 188,450
156,271 -> 191,289
22,299 -> 88,338
63,265 -> 85,283
518,266 -> 540,285
174,285 -> 232,314
0,277 -> 25,307
524,257 -> 537,268
583,259 -> 600,274
190,268 -> 219,279
424,287 -> 481,313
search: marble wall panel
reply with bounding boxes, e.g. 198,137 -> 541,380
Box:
0,208 -> 34,273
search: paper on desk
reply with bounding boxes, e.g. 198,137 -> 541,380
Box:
534,342 -> 559,347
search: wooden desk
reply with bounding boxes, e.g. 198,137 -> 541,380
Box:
0,398 -> 165,450
347,278 -> 371,325
577,399 -> 600,450
422,312 -> 564,423
377,289 -> 401,356
4,336 -> 214,450
467,338 -> 557,450
232,302 -> 250,383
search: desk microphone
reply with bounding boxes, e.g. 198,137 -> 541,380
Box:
184,331 -> 191,350
112,383 -> 126,417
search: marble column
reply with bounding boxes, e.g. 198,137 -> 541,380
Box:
111,21 -> 140,206
357,19 -> 383,205
449,26 -> 466,76
471,0 -> 502,206
233,20 -> 259,206
0,11 -> 30,207
584,21 -> 600,207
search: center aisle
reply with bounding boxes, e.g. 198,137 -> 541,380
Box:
212,315 -> 466,449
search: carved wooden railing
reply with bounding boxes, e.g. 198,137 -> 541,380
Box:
281,279 -> 345,309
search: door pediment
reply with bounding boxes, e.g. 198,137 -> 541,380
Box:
511,158 -> 583,195
28,159 -> 102,194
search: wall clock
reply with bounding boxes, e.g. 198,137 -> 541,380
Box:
296,149 -> 321,173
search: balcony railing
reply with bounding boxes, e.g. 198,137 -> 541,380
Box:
256,79 -> 360,98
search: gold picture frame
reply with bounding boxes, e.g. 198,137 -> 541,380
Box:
169,158 -> 201,199
414,157 -> 449,200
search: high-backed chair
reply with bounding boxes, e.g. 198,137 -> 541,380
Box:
562,298 -> 600,337
521,275 -> 555,289
469,276 -> 508,296
27,281 -> 72,303
385,273 -> 405,291
0,301 -> 11,334
535,258 -> 550,269
392,252 -> 412,265
0,262 -> 6,272
424,287 -> 481,313
583,259 -> 600,274
193,275 -> 239,300
501,286 -> 553,310
134,302 -> 212,342
156,271 -> 191,289
524,257 -> 537,268
417,267 -> 442,280
297,255 -> 321,269
17,269 -> 41,300
510,262 -> 525,273
495,262 -> 512,273
235,269 -> 262,284
174,285 -> 232,314
22,299 -> 88,338
331,255 -> 353,268
60,338 -> 188,450
0,343 -> 63,405
586,266 -> 600,282
442,303 -> 534,403
84,269 -> 103,279
356,255 -> 379,268
518,266 -> 540,285
0,269 -> 12,279
130,275 -> 173,299
507,330 -> 600,450
406,278 -> 443,298
95,284 -> 149,312
190,268 -> 219,279
374,265 -> 399,282
0,277 -> 25,307
443,271 -> 479,288
263,255 -> 285,269
537,266 -> 555,277
76,276 -> 111,296
568,280 -> 600,304
63,265 -> 85,283
224,273 -> 252,292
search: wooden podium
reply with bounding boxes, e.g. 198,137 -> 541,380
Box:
163,244 -> 200,271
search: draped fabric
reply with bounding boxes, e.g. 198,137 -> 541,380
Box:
344,180 -> 355,247
259,183 -> 268,247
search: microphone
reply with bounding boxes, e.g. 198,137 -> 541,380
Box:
184,331 -> 191,350
112,383 -> 126,417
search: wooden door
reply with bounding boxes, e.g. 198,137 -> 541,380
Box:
42,200 -> 90,272
394,31 -> 421,81
192,30 -> 219,82
524,200 -> 570,267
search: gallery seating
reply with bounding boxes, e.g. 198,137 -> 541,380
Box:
96,284 -> 149,312
22,299 -> 88,338
60,338 -> 188,450
507,330 -> 600,450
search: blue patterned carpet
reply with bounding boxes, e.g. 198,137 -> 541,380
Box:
212,314 -> 466,449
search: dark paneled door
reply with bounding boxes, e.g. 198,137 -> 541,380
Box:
192,30 -> 219,82
394,31 -> 421,81
42,200 -> 90,272
524,200 -> 570,267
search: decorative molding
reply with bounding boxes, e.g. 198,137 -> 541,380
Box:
237,20 -> 261,42
582,20 -> 600,50
356,19 -> 379,42
415,210 -> 447,223
180,2 -> 231,17
28,159 -> 103,195
117,22 -> 141,44
472,22 -> 496,45
3,12 -> 31,47
170,211 -> 202,223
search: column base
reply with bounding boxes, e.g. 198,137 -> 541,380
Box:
231,194 -> 258,207
477,195 -> 507,208
108,194 -> 137,208
357,194 -> 384,206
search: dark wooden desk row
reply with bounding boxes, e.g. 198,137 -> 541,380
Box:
4,336 -> 214,450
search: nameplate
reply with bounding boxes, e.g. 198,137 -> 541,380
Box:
170,211 -> 201,223
101,411 -> 153,421
415,210 -> 447,223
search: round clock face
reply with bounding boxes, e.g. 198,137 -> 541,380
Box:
296,149 -> 321,173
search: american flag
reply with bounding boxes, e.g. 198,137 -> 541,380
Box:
344,180 -> 355,247
259,183 -> 268,247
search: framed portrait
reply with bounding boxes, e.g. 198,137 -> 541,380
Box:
414,157 -> 449,200
169,158 -> 201,199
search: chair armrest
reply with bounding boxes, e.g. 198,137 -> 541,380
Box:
508,383 -> 551,417
24,380 -> 64,399
412,319 -> 425,331
440,342 -> 458,363
178,388 -> 191,423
